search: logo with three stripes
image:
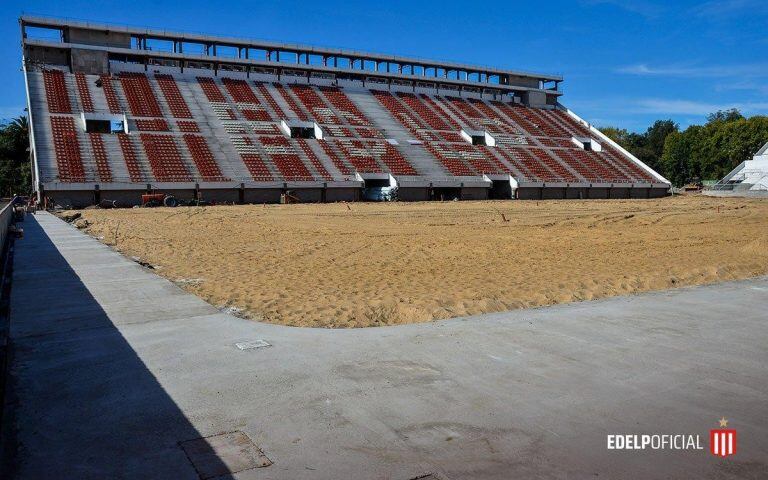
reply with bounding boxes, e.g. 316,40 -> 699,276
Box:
710,417 -> 736,457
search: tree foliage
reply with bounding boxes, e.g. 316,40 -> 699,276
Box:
0,116 -> 31,196
601,110 -> 768,186
600,120 -> 678,175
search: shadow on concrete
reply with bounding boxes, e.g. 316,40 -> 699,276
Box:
1,216 -> 230,479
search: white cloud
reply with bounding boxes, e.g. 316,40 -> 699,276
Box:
715,80 -> 768,95
565,96 -> 768,129
616,63 -> 768,78
633,98 -> 768,115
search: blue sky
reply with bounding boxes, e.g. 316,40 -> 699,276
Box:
2,0 -> 766,132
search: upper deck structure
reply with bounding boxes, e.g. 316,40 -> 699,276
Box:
21,16 -> 670,206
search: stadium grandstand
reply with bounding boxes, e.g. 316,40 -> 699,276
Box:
21,16 -> 670,207
709,141 -> 768,196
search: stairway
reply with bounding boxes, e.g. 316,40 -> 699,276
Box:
345,89 -> 447,177
179,76 -> 254,182
27,72 -> 58,182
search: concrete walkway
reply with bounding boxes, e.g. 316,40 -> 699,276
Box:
2,212 -> 767,479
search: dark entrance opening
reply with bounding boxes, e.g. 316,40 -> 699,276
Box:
471,134 -> 487,146
490,180 -> 511,199
289,126 -> 315,139
431,187 -> 461,201
85,119 -> 124,134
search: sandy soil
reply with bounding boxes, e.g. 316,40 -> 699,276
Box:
67,196 -> 768,328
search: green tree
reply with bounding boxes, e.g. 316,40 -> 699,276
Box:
598,126 -> 632,147
706,108 -> 744,124
660,111 -> 768,186
661,126 -> 702,186
600,120 -> 678,175
639,120 -> 678,173
0,116 -> 31,196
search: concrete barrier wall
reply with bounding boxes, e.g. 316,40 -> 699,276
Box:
0,200 -> 15,253
460,187 -> 489,201
398,187 -> 429,201
325,188 -> 358,202
0,198 -> 18,430
516,187 -> 669,200
48,185 -> 670,207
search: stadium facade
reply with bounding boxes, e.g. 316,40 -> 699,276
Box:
21,16 -> 671,207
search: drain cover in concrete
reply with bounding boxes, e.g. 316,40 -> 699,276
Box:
235,339 -> 271,350
180,431 -> 271,479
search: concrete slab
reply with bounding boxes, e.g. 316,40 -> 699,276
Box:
2,212 -> 767,479
180,431 -> 272,479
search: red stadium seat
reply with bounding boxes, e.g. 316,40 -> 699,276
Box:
49,116 -> 85,181
43,70 -> 72,114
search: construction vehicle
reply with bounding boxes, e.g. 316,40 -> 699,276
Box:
682,177 -> 703,192
141,193 -> 179,208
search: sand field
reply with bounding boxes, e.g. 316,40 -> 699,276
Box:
67,196 -> 768,328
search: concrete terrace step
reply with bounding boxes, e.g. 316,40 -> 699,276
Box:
346,89 -> 448,177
